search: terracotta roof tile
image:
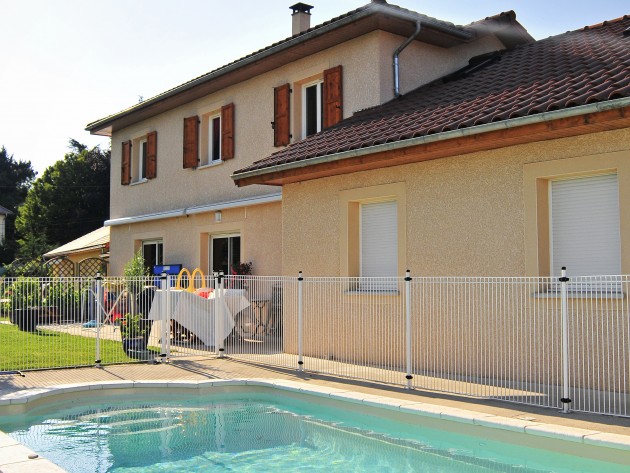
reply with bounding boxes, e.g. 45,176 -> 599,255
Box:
235,16 -> 630,176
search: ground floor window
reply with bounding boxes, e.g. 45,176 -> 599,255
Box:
211,234 -> 241,275
550,173 -> 620,276
142,239 -> 163,272
360,200 -> 398,278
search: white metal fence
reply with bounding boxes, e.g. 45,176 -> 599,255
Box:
1,272 -> 628,417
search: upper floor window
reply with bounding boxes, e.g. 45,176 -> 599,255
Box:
121,131 -> 157,186
273,65 -> 343,147
199,113 -> 222,166
303,80 -> 323,138
184,103 -> 235,169
134,138 -> 148,182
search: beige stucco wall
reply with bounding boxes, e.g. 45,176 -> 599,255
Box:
109,30 -> 506,220
282,128 -> 630,278
378,31 -> 505,101
109,201 -> 281,276
107,28 -> 506,276
279,128 -> 630,389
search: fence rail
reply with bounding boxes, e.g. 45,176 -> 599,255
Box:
1,272 -> 628,417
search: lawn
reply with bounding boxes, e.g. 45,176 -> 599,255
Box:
0,322 -> 145,371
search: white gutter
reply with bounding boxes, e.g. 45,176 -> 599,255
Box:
232,97 -> 630,183
104,192 -> 282,226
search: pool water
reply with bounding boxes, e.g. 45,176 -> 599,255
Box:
0,390 -> 626,473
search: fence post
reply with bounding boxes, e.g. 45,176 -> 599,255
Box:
95,272 -> 102,367
298,271 -> 304,372
560,266 -> 571,414
405,270 -> 413,390
159,272 -> 168,363
218,271 -> 226,358
167,275 -> 173,359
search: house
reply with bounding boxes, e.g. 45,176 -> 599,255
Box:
44,226 -> 110,276
232,15 -> 630,279
0,205 -> 11,246
86,1 -> 532,276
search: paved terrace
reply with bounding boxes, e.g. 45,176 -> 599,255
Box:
1,357 -> 629,435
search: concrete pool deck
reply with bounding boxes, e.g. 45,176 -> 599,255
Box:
1,357 -> 629,472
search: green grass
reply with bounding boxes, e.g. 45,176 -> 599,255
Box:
0,323 -> 144,371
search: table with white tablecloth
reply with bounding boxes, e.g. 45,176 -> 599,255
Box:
147,289 -> 249,346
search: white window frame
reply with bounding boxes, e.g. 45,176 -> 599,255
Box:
207,114 -> 222,164
302,79 -> 323,138
142,239 -> 163,270
131,137 -> 148,184
544,172 -> 623,294
199,112 -> 222,168
210,233 -> 241,275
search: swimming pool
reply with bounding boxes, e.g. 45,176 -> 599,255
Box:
0,381 -> 628,472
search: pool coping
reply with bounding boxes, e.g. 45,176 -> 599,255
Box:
1,378 -> 629,472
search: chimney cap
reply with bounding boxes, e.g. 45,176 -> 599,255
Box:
290,3 -> 314,15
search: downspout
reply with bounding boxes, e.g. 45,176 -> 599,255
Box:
394,21 -> 422,98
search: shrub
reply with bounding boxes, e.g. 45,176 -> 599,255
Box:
123,250 -> 150,296
3,277 -> 42,311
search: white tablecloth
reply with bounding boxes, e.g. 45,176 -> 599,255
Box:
147,289 -> 249,346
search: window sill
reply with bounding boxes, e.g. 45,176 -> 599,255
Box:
130,179 -> 148,186
345,289 -> 400,296
198,160 -> 223,170
532,291 -> 625,300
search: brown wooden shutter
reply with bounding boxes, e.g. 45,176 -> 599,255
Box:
146,131 -> 157,179
273,83 -> 291,147
183,115 -> 199,168
323,65 -> 343,128
121,140 -> 131,185
221,103 -> 235,160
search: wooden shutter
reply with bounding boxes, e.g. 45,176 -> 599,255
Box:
221,103 -> 235,160
183,115 -> 199,168
273,83 -> 291,147
146,131 -> 157,179
323,65 -> 343,128
121,140 -> 131,185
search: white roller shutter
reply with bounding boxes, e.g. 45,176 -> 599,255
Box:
550,173 -> 620,277
361,201 -> 397,277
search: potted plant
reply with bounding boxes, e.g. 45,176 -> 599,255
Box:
120,252 -> 154,359
230,261 -> 253,290
120,312 -> 150,358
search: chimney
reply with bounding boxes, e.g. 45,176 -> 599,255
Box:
290,3 -> 314,35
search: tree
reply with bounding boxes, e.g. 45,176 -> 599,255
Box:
0,147 -> 36,264
15,140 -> 110,258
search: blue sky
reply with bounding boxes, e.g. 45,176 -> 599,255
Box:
1,0 -> 627,175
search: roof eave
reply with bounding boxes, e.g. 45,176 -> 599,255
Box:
86,3 -> 475,136
232,98 -> 630,186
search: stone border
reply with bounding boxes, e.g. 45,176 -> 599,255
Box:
1,379 -> 629,472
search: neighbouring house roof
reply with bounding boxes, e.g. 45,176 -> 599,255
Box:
85,2 -> 531,136
0,205 -> 13,216
233,16 -> 630,185
44,226 -> 110,259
